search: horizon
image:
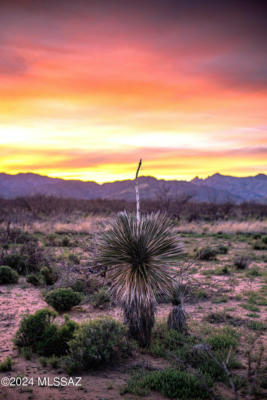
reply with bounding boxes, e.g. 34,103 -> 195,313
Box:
1,170 -> 266,185
0,1 -> 267,182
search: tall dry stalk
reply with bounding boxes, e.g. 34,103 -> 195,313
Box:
135,159 -> 142,225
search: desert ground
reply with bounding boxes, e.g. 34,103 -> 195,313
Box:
0,213 -> 266,400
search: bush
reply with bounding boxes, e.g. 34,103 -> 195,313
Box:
207,327 -> 239,351
26,273 -> 41,286
123,368 -> 210,399
253,240 -> 267,250
14,309 -> 77,357
2,254 -> 28,274
91,287 -> 111,308
45,288 -> 82,312
65,317 -> 132,372
40,266 -> 57,285
0,357 -> 12,372
68,253 -> 80,264
71,279 -> 87,293
37,316 -> 78,356
2,241 -> 47,275
247,320 -> 266,331
14,308 -> 57,349
195,246 -> 217,260
0,265 -> 19,284
216,245 -> 228,254
234,255 -> 250,270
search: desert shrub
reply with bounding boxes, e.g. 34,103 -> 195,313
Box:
45,288 -> 82,312
216,245 -> 228,254
14,308 -> 57,349
71,279 -> 87,293
36,316 -> 78,356
62,236 -> 70,247
91,287 -> 111,308
122,368 -> 210,399
0,265 -> 19,284
246,267 -> 261,277
0,357 -> 12,372
68,253 -> 80,264
2,241 -> 47,275
234,255 -> 250,270
207,327 -> 239,351
20,346 -> 33,360
26,273 -> 41,286
262,235 -> 267,244
14,309 -> 77,356
247,320 -> 266,331
65,317 -> 132,372
195,246 -> 217,260
253,240 -> 267,250
40,266 -> 57,285
149,323 -> 240,383
2,254 -> 28,274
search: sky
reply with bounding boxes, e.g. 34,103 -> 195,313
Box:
0,0 -> 266,182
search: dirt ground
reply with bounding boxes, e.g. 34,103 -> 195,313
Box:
0,218 -> 266,400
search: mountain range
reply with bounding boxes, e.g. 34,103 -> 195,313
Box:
0,172 -> 266,204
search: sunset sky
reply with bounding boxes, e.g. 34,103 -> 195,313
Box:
0,0 -> 266,182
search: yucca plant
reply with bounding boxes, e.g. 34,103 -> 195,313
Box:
97,211 -> 183,346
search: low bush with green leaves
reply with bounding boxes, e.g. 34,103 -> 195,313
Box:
247,320 -> 266,331
0,265 -> 19,284
122,368 -> 210,399
91,287 -> 111,308
234,255 -> 250,270
148,323 -> 240,383
2,241 -> 47,275
40,266 -> 57,285
64,317 -> 132,373
253,239 -> 267,250
26,273 -> 41,286
0,357 -> 13,372
14,308 -> 77,356
45,288 -> 82,312
195,246 -> 217,260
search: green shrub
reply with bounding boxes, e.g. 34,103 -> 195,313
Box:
195,246 -> 218,260
20,346 -> 33,360
26,273 -> 41,286
14,308 -> 57,349
0,265 -> 19,284
216,245 -> 228,254
65,317 -> 132,372
14,309 -> 77,357
253,240 -> 267,250
246,267 -> 262,277
2,254 -> 28,274
91,287 -> 111,308
68,253 -> 80,264
247,320 -> 266,331
207,327 -> 239,350
40,266 -> 57,285
149,324 -> 240,383
234,256 -> 250,270
71,279 -> 86,293
45,288 -> 82,312
62,236 -> 70,247
0,357 -> 12,372
37,316 -> 78,356
123,368 -> 210,399
2,241 -> 47,275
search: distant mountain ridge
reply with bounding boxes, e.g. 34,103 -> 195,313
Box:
0,172 -> 266,204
